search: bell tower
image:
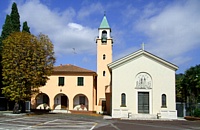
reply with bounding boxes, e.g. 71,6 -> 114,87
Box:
96,14 -> 113,113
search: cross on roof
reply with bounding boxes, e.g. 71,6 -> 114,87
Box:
142,43 -> 145,50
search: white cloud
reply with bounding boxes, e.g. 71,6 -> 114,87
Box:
68,23 -> 83,31
9,0 -> 97,57
135,0 -> 200,65
77,3 -> 103,20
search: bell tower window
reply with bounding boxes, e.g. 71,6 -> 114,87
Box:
103,54 -> 106,60
101,30 -> 107,43
103,71 -> 106,76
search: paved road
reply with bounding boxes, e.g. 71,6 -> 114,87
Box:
0,113 -> 200,130
0,113 -> 110,130
95,120 -> 200,130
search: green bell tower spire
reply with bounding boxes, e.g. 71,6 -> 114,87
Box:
99,15 -> 110,29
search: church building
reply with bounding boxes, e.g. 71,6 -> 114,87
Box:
31,15 -> 178,119
108,50 -> 178,119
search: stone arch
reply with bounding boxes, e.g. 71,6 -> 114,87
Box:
135,72 -> 152,89
54,93 -> 69,110
35,93 -> 50,109
73,94 -> 89,111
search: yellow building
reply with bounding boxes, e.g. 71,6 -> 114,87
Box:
31,64 -> 97,113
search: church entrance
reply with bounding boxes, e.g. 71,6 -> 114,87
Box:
138,92 -> 149,114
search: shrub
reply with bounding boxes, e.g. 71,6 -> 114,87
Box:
193,108 -> 200,117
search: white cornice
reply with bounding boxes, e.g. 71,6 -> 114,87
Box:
108,49 -> 178,71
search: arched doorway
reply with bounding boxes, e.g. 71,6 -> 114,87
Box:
73,94 -> 88,111
35,93 -> 50,109
54,93 -> 68,110
135,72 -> 152,114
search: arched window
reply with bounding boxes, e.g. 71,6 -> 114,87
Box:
161,94 -> 167,108
103,54 -> 106,60
121,93 -> 126,107
101,30 -> 107,43
103,71 -> 106,76
102,31 -> 107,38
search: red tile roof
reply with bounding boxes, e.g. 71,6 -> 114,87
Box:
53,64 -> 96,73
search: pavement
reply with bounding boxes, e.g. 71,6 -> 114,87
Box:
0,114 -> 98,130
0,111 -> 200,130
0,111 -> 113,130
95,120 -> 200,130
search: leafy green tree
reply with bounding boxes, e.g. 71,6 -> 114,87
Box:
176,73 -> 186,102
22,21 -> 30,33
1,32 -> 55,112
0,15 -> 13,43
0,3 -> 29,110
183,65 -> 200,102
0,15 -> 13,96
10,2 -> 20,32
178,65 -> 200,116
1,2 -> 20,97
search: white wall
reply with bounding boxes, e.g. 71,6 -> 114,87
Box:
111,55 -> 176,118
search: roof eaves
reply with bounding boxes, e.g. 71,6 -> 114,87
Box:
108,49 -> 143,69
108,49 -> 178,71
52,71 -> 97,75
143,51 -> 178,70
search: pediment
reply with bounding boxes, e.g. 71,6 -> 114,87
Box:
108,49 -> 178,71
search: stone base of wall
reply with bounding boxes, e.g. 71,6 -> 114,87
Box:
112,109 -> 177,119
160,110 -> 177,119
112,108 -> 129,118
130,114 -> 157,119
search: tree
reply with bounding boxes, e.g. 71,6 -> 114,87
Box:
176,73 -> 186,102
183,65 -> 200,103
1,2 -> 20,95
22,21 -> 30,33
0,15 -> 13,43
0,15 -> 13,97
10,2 -> 20,32
1,32 -> 55,112
0,14 -> 13,72
0,2 -> 30,111
177,65 -> 200,116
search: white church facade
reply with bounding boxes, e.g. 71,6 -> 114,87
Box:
108,50 -> 178,119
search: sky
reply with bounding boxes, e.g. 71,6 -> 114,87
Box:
0,0 -> 200,74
